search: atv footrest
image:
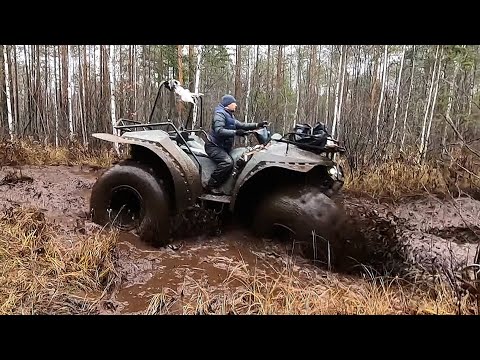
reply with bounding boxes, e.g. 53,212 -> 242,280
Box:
198,194 -> 232,204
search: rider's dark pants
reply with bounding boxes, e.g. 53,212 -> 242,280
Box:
205,141 -> 234,187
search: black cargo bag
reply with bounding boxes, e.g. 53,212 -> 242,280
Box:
290,122 -> 330,151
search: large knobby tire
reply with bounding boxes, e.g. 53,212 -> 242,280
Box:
89,160 -> 170,246
252,184 -> 346,268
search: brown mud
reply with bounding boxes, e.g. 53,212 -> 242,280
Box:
1,165 -> 479,314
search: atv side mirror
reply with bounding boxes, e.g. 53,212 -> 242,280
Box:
271,133 -> 283,141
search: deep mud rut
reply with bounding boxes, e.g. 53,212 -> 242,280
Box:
1,165 -> 479,314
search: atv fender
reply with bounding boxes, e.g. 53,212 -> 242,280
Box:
92,132 -> 203,213
229,142 -> 336,211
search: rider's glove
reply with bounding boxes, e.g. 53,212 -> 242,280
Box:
256,121 -> 269,128
235,129 -> 247,136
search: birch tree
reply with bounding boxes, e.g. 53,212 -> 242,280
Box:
109,45 -> 119,154
388,45 -> 406,144
192,46 -> 203,129
336,47 -> 347,138
442,48 -> 461,153
244,46 -> 254,124
67,45 -> 74,140
3,46 -> 14,139
423,46 -> 443,162
375,45 -> 388,147
53,45 -> 59,148
294,45 -> 302,127
400,46 -> 415,152
244,46 -> 255,145
419,45 -> 440,160
331,45 -> 345,138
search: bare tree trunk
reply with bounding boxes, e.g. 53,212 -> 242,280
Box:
244,46 -> 254,123
375,45 -> 388,147
423,46 -> 443,162
77,46 -> 85,146
315,45 -> 322,123
244,46 -> 255,145
81,46 -> 88,146
192,46 -> 203,129
67,45 -> 74,140
109,45 -> 119,154
275,45 -> 284,129
419,45 -> 440,160
294,45 -> 301,127
61,45 -> 69,139
389,45 -> 406,145
3,46 -> 14,139
442,50 -> 460,154
332,45 -> 344,138
325,46 -> 333,127
133,45 -> 137,120
188,45 -> 194,92
53,45 -> 59,148
23,45 -> 32,136
235,45 -> 242,115
176,45 -> 184,121
0,45 -> 7,137
266,45 -> 270,96
336,47 -> 348,139
370,47 -> 380,124
35,45 -> 43,138
12,46 -> 19,133
251,45 -> 260,122
307,45 -> 317,123
467,61 -> 475,118
400,46 -> 416,152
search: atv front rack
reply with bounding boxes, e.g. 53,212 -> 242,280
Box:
277,132 -> 346,160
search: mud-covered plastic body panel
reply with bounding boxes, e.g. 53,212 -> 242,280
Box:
229,141 -> 337,210
92,131 -> 203,213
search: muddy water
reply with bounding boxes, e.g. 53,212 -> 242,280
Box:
1,165 -> 479,314
113,229 -> 309,314
0,165 -> 99,232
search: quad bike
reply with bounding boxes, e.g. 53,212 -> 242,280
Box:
89,79 -> 347,265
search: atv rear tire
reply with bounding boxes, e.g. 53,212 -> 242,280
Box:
90,160 -> 170,246
252,184 -> 345,267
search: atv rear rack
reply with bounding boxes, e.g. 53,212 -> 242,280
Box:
114,120 -> 206,177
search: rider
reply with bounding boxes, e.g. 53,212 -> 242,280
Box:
205,94 -> 268,194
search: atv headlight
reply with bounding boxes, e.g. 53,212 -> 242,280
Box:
328,167 -> 337,177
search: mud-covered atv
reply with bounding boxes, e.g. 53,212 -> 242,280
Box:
89,79 -> 346,263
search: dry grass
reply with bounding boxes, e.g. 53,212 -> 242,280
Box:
144,260 -> 478,315
0,139 -> 117,168
344,161 -> 448,200
344,158 -> 480,201
0,205 -> 119,315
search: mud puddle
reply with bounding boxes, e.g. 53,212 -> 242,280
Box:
0,165 -> 97,222
112,229 -> 313,314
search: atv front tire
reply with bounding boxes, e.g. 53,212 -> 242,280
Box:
252,184 -> 345,267
90,160 -> 170,246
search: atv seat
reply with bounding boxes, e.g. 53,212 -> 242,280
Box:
181,145 -> 208,157
178,133 -> 209,157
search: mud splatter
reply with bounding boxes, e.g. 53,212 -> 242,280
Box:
342,195 -> 480,275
